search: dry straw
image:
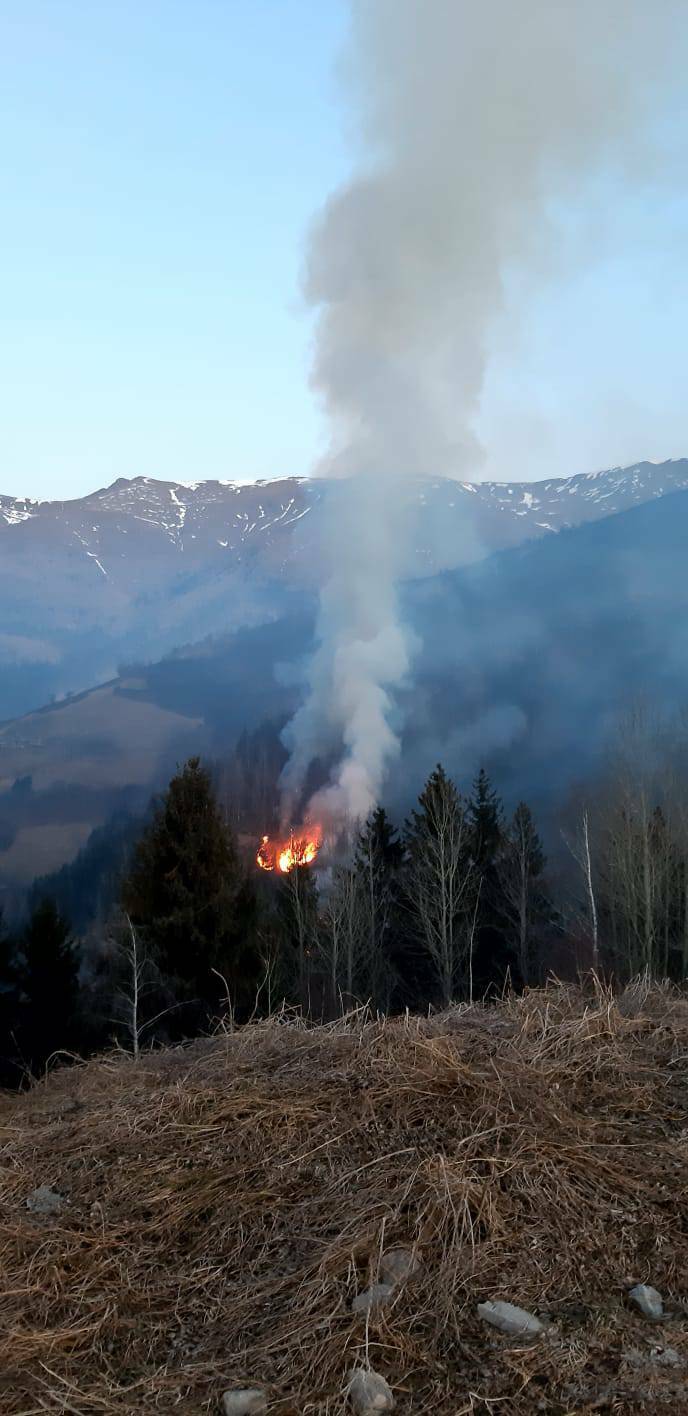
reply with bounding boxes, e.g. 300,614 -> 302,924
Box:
1,979 -> 687,1413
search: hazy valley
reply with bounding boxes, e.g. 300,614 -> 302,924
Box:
1,460 -> 687,894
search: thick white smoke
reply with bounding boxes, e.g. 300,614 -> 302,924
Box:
280,0 -> 687,826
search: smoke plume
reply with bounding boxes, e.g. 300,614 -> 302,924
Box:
281,0 -> 686,826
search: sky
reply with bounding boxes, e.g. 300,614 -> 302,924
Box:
1,0 -> 686,502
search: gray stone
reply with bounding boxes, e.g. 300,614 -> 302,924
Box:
650,1346 -> 684,1368
380,1247 -> 422,1286
221,1390 -> 268,1416
624,1345 -> 684,1369
629,1284 -> 664,1321
26,1185 -> 65,1216
347,1368 -> 395,1413
477,1300 -> 544,1337
351,1282 -> 395,1315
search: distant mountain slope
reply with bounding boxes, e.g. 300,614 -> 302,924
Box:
1,459 -> 685,719
400,485 -> 688,815
0,613 -> 314,886
2,486 -> 687,892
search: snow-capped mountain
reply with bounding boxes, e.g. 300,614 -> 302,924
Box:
2,457 -> 687,567
3,481 -> 688,892
0,458 -> 686,720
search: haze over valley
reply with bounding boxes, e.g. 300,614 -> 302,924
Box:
1,457 -> 687,892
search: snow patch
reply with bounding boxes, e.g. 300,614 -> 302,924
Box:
86,552 -> 108,578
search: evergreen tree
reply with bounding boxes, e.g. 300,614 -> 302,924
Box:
403,765 -> 476,1006
467,767 -> 504,870
354,807 -> 403,1008
497,802 -> 551,985
0,909 -> 21,1085
356,807 -> 404,874
121,757 -> 258,1025
18,899 -> 80,1073
466,767 -> 509,991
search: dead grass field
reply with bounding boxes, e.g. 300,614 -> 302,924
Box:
1,980 -> 687,1414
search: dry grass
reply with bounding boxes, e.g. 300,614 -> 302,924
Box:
1,979 -> 688,1414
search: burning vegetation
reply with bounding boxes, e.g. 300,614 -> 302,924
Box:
256,830 -> 320,874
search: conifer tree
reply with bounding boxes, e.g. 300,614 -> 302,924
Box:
466,767 -> 509,990
354,807 -> 403,1008
0,909 -> 20,1085
467,767 -> 504,870
498,801 -> 551,985
121,757 -> 258,1023
18,898 -> 79,1072
403,765 -> 476,1006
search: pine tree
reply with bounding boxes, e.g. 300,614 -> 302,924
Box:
121,757 -> 258,1024
0,909 -> 21,1086
497,802 -> 550,985
403,765 -> 476,1006
356,807 -> 404,874
18,898 -> 80,1072
467,767 -> 504,870
466,767 -> 509,991
354,807 -> 403,1008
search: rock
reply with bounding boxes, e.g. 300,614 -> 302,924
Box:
221,1390 -> 268,1416
352,1282 -> 395,1314
26,1185 -> 65,1216
650,1346 -> 684,1368
477,1300 -> 544,1337
624,1345 -> 684,1369
380,1247 -> 422,1285
629,1284 -> 664,1321
347,1368 -> 395,1412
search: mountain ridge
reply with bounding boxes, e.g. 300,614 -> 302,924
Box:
2,485 -> 687,891
1,458 -> 686,722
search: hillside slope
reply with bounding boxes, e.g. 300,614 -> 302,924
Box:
1,459 -> 686,719
401,484 -> 688,810
2,983 -> 687,1414
2,487 -> 688,888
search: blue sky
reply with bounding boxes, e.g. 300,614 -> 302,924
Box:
1,0 -> 686,501
0,0 -> 349,500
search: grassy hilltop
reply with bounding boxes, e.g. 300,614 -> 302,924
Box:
1,981 -> 687,1414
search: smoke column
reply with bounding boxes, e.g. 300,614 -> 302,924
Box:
281,0 -> 686,826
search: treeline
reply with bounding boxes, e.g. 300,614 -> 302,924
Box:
4,704 -> 688,1086
0,757 -> 556,1085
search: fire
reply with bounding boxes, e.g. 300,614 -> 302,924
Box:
256,830 -> 320,874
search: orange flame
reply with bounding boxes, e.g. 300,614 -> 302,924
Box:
256,830 -> 320,874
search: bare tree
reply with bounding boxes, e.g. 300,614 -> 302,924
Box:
563,808 -> 599,971
278,852 -> 318,1011
110,914 -> 178,1056
254,924 -> 284,1016
563,706 -> 688,981
318,864 -> 367,1013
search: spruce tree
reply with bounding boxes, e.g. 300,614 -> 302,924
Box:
354,807 -> 403,1009
0,909 -> 20,1085
497,802 -> 550,986
121,757 -> 258,1024
467,767 -> 504,870
18,899 -> 79,1072
403,765 -> 476,1006
466,767 -> 509,991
